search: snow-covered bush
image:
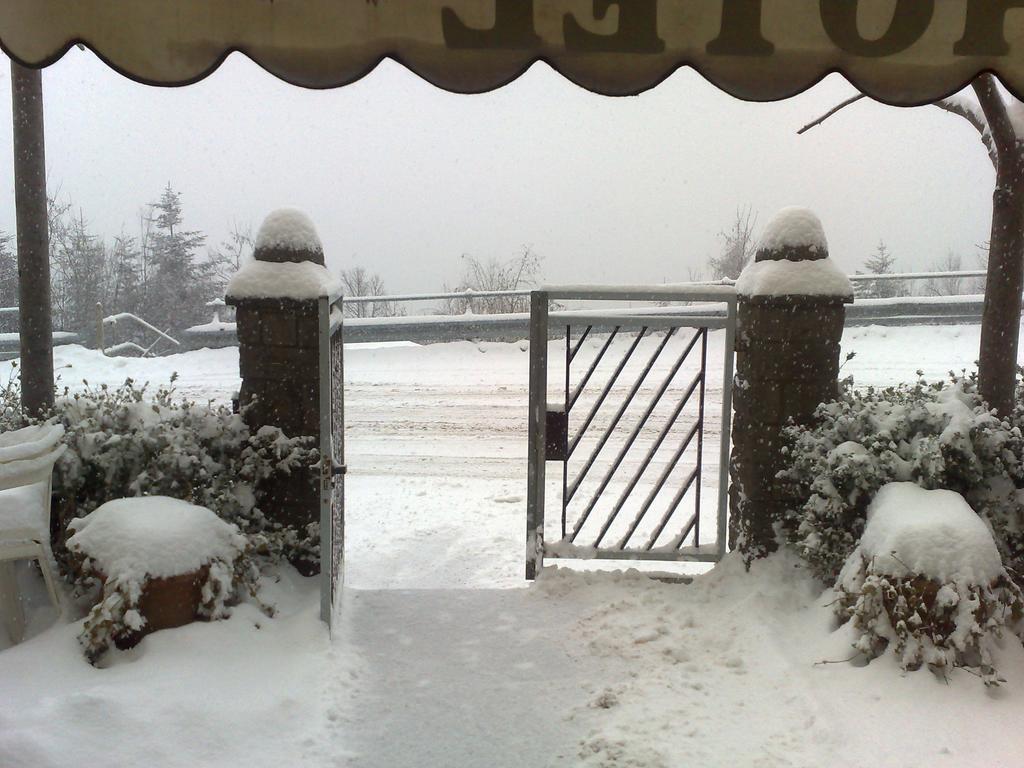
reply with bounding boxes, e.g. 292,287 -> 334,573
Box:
779,373 -> 1024,586
835,484 -> 1023,685
68,497 -> 261,664
0,376 -> 320,571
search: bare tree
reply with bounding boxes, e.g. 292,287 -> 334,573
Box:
209,222 -> 253,286
708,207 -> 757,280
441,247 -> 541,314
339,266 -> 402,318
0,231 -> 17,333
49,207 -> 110,336
798,76 -> 1024,415
923,251 -> 972,297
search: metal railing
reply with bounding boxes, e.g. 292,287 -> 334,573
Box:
0,270 -> 988,355
340,270 -> 987,311
0,306 -> 79,360
98,306 -> 180,357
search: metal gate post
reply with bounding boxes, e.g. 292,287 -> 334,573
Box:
525,290 -> 549,580
318,293 -> 333,626
717,296 -> 737,559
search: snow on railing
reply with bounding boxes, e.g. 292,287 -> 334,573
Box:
343,288 -> 534,304
100,310 -> 180,357
846,270 -> 987,282
95,271 -> 997,353
340,271 -> 986,307
103,341 -> 150,356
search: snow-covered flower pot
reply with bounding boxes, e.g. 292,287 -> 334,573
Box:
835,483 -> 1023,685
67,497 -> 257,664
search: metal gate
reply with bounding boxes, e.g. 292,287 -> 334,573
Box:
525,287 -> 736,579
318,287 -> 346,626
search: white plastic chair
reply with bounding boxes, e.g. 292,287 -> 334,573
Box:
0,424 -> 66,644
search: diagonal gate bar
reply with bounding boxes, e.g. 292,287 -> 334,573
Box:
569,328 -> 700,542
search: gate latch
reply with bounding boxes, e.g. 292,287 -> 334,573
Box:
545,407 -> 568,462
320,460 -> 347,482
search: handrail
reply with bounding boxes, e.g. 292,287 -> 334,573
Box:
102,312 -> 180,345
847,270 -> 986,282
97,306 -> 179,357
343,287 -> 533,304
338,271 -> 986,306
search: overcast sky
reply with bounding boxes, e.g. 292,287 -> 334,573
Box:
0,48 -> 995,293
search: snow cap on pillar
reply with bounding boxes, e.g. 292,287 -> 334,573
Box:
226,208 -> 340,301
253,207 -> 325,266
736,207 -> 852,300
755,207 -> 828,263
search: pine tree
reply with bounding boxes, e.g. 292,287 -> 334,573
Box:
859,241 -> 906,299
108,235 -> 144,317
144,184 -> 217,332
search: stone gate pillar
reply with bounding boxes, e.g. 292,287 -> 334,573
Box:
225,209 -> 336,575
729,207 -> 853,561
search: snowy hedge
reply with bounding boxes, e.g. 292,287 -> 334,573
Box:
0,374 -> 321,574
835,484 -> 1022,686
779,374 -> 1024,588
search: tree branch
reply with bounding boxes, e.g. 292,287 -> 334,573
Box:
797,94 -> 866,135
798,81 -> 999,169
972,73 -> 1018,164
933,95 -> 997,168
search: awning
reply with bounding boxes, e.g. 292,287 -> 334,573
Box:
2,1 -> 1023,103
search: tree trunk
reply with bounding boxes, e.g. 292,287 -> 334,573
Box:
979,155 -> 1024,416
10,62 -> 54,416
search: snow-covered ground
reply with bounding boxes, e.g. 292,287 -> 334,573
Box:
2,324 -> 1023,767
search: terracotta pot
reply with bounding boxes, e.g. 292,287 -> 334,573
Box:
113,565 -> 209,650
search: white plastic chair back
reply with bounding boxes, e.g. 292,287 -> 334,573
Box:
0,425 -> 66,538
0,424 -> 65,464
0,424 -> 66,642
0,444 -> 66,540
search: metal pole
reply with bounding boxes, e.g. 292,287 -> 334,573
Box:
717,296 -> 737,559
525,291 -> 548,580
562,325 -> 570,540
95,302 -> 105,354
318,294 -> 333,627
10,62 -> 53,416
